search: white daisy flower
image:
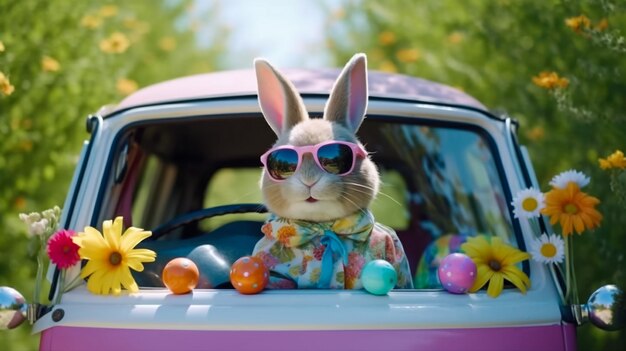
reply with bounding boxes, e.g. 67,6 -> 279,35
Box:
511,187 -> 545,219
529,233 -> 565,264
549,169 -> 590,189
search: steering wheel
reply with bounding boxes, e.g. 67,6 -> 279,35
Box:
150,203 -> 268,240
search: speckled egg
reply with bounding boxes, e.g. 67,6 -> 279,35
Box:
438,253 -> 477,294
230,256 -> 269,295
361,259 -> 398,296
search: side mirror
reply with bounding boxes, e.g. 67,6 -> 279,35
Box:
0,286 -> 27,330
580,285 -> 625,331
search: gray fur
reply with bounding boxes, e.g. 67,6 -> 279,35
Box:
256,54 -> 379,221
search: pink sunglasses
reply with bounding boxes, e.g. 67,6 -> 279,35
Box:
260,141 -> 367,181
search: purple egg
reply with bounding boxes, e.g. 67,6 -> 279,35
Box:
438,253 -> 477,294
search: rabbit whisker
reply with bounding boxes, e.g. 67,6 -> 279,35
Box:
344,182 -> 402,207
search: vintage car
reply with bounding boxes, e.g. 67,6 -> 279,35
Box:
1,65 -> 623,350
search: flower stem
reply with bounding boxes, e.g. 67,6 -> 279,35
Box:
34,236 -> 46,304
564,235 -> 579,305
53,269 -> 66,305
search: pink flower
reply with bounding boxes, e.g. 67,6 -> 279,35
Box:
345,252 -> 366,283
255,251 -> 279,269
47,229 -> 80,269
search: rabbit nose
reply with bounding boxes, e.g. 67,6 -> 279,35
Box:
300,177 -> 319,188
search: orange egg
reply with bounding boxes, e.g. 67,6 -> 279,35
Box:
162,257 -> 199,294
230,256 -> 269,294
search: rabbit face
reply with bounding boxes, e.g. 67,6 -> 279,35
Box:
255,54 -> 379,222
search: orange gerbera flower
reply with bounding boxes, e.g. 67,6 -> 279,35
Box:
541,182 -> 602,236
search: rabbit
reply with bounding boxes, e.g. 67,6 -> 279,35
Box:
252,53 -> 413,290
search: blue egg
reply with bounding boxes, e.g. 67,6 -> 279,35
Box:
361,260 -> 398,295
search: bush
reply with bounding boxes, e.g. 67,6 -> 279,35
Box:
0,1 -> 226,349
326,0 -> 625,348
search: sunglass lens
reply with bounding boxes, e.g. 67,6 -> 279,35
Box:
317,143 -> 353,175
267,149 -> 298,180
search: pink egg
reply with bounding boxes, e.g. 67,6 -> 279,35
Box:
438,253 -> 477,294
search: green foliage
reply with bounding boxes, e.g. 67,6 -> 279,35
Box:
0,1 -> 226,349
326,0 -> 625,348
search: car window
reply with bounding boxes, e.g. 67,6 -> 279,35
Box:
115,116 -> 516,291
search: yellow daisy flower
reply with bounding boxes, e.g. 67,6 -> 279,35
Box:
99,32 -> 130,54
72,217 -> 156,295
99,5 -> 119,18
116,78 -> 138,96
41,56 -> 61,72
532,71 -> 569,90
159,37 -> 177,52
599,150 -> 626,170
595,18 -> 609,32
565,15 -> 591,34
0,72 -> 15,96
80,14 -> 102,29
378,31 -> 397,46
541,182 -> 602,236
396,48 -> 421,63
447,32 -> 464,44
461,235 -> 530,298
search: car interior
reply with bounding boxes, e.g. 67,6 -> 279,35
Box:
99,113 -> 515,290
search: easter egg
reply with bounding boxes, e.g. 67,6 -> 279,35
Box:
230,256 -> 269,295
361,259 -> 398,296
162,257 -> 200,294
437,253 -> 477,294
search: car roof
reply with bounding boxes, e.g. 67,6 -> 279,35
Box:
108,68 -> 486,116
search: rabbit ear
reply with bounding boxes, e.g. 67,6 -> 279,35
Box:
324,53 -> 368,133
255,58 -> 308,136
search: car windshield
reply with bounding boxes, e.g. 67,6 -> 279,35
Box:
103,114 -> 516,290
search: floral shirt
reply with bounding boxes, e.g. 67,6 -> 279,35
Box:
252,210 -> 413,290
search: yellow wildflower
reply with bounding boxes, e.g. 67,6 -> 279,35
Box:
447,32 -> 464,44
396,48 -> 421,63
541,182 -> 602,236
0,40 -> 5,52
378,31 -> 397,46
595,18 -> 609,32
525,126 -> 545,141
72,217 -> 156,295
41,56 -> 61,72
158,36 -> 176,52
532,71 -> 569,90
379,60 -> 397,73
565,15 -> 591,34
123,17 -> 140,29
116,78 -> 138,96
599,150 -> 626,170
461,235 -> 530,298
100,32 -> 130,54
0,72 -> 15,96
99,5 -> 118,18
13,196 -> 27,211
80,14 -> 102,29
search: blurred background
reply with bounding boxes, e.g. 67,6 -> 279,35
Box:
1,0 -> 624,349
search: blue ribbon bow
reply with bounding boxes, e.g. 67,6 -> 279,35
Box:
318,230 -> 349,288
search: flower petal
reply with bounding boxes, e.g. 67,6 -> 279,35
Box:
120,266 -> 139,292
120,228 -> 152,252
487,272 -> 504,297
470,263 -> 493,292
103,217 -> 123,250
501,265 -> 530,294
126,248 -> 157,262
